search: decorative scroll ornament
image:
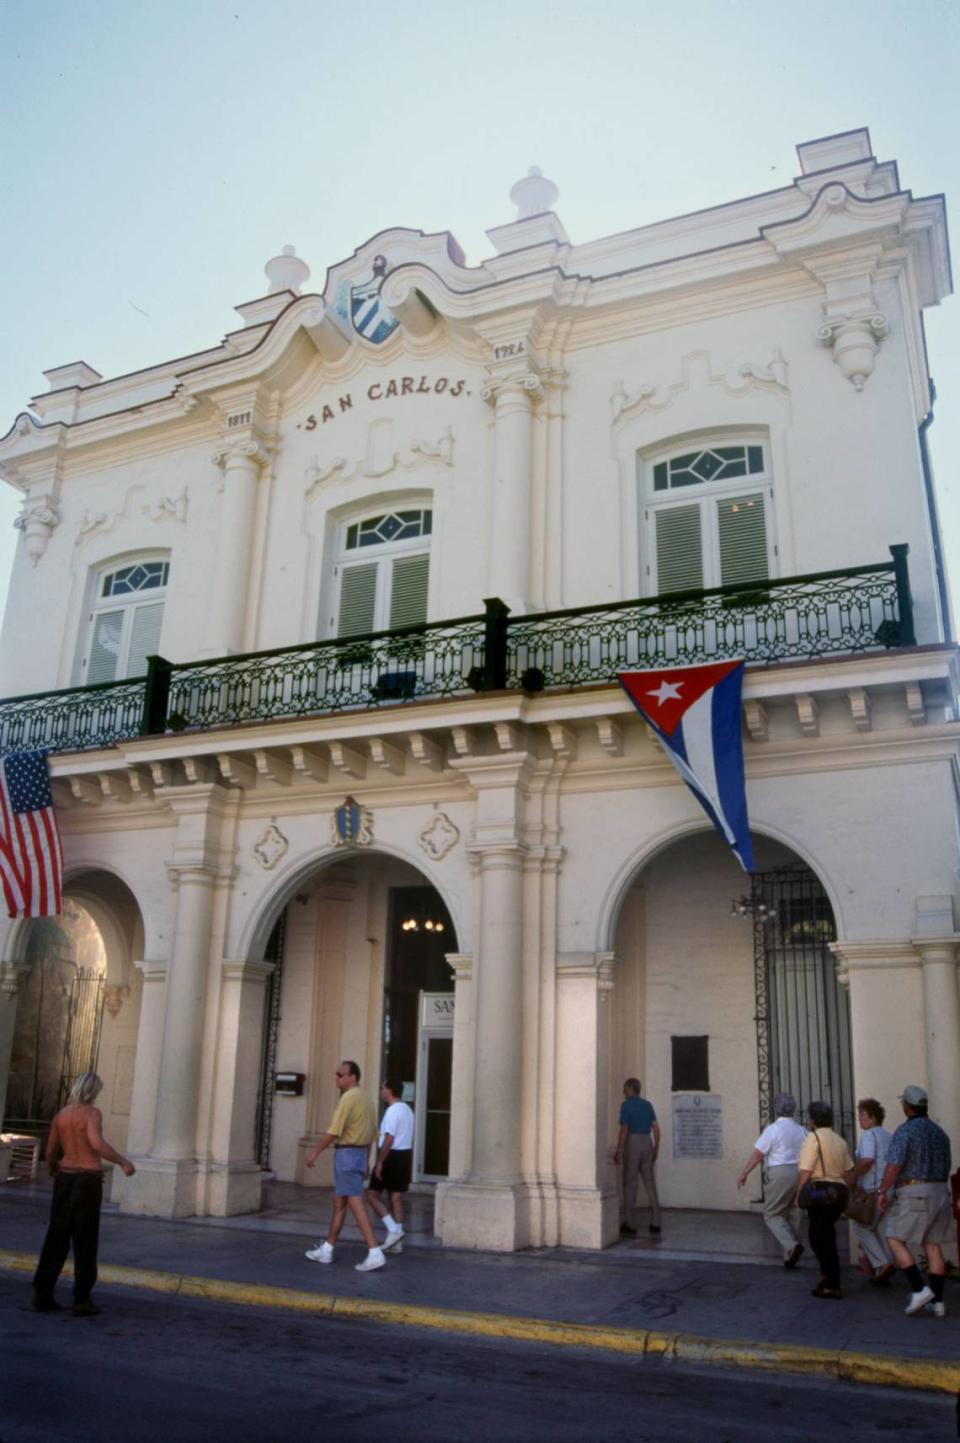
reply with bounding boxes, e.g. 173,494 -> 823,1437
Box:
14,502 -> 59,566
817,312 -> 888,391
419,811 -> 460,861
103,983 -> 130,1018
480,372 -> 544,407
253,823 -> 289,870
331,796 -> 373,847
145,489 -> 189,524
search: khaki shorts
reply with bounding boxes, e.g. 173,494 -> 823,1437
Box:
883,1183 -> 952,1250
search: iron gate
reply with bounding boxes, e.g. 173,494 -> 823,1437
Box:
752,868 -> 854,1144
57,968 -> 106,1109
254,915 -> 286,1170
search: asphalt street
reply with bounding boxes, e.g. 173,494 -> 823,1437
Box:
1,1275 -> 957,1443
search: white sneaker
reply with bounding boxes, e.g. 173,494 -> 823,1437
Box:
305,1242 -> 334,1264
904,1285 -> 934,1315
926,1300 -> 946,1318
382,1227 -> 405,1252
355,1248 -> 386,1273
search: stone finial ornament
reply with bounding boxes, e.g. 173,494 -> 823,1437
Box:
264,245 -> 311,296
509,166 -> 559,219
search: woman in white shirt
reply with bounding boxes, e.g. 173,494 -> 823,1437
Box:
737,1092 -> 807,1268
850,1097 -> 894,1283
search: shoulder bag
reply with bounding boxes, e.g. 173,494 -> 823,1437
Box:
798,1133 -> 846,1210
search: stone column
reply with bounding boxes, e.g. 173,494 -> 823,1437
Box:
151,863 -> 217,1164
554,951 -> 617,1248
439,746 -> 533,1250
202,959 -> 275,1217
0,962 -> 26,1116
482,371 -> 542,614
913,936 -> 960,1147
470,844 -> 524,1184
121,784 -> 229,1218
204,439 -> 271,656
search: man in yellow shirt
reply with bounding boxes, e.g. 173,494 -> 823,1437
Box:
304,1060 -> 385,1272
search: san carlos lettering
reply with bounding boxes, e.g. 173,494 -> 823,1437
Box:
302,375 -> 467,428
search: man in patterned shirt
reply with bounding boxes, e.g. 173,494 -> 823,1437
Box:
877,1085 -> 952,1317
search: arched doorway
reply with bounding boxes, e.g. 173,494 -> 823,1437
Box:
608,830 -> 849,1213
251,853 -> 458,1193
3,872 -> 145,1157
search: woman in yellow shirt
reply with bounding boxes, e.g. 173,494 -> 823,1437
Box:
795,1100 -> 854,1300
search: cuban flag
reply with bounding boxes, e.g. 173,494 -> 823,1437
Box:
618,660 -> 755,873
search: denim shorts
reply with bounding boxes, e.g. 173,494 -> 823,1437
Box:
333,1146 -> 367,1198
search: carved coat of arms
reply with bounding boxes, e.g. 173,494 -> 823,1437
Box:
348,255 -> 398,345
331,796 -> 374,847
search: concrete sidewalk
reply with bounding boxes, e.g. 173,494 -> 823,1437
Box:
2,1183 -> 957,1396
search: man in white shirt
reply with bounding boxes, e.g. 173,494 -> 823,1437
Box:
737,1092 -> 807,1267
364,1079 -> 415,1253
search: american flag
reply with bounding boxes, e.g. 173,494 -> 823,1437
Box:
0,749 -> 63,918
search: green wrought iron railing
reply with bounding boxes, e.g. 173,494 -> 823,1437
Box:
0,675 -> 144,758
505,551 -> 912,691
0,546 -> 916,759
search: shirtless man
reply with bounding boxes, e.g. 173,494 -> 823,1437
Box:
32,1071 -> 136,1316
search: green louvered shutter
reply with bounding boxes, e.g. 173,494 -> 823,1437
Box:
337,562 -> 378,637
388,553 -> 430,629
655,504 -> 704,594
126,601 -> 164,677
86,610 -> 123,684
717,493 -> 768,587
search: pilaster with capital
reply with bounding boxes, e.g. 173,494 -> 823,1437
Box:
438,749 -> 533,1250
203,433 -> 274,656
482,369 -> 543,613
829,941 -> 924,1114
912,934 -> 960,1146
200,958 -> 276,1216
443,952 -> 475,1187
122,959 -> 168,1159
554,949 -> 619,1248
0,962 -> 28,1124
121,785 -> 235,1218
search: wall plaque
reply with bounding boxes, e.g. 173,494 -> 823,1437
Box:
672,1093 -> 723,1160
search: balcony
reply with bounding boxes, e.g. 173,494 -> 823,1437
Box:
0,547 -> 916,760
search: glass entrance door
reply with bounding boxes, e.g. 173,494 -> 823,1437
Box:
419,1035 -> 453,1179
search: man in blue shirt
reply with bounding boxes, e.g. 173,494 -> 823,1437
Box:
878,1085 -> 952,1317
614,1078 -> 662,1235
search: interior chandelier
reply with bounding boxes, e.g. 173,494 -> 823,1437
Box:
400,912 -> 445,934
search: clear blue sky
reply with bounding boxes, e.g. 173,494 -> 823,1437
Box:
1,0 -> 957,641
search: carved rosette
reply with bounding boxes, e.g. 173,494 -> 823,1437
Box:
817,312 -> 888,391
14,501 -> 60,566
419,811 -> 460,861
253,823 -> 289,870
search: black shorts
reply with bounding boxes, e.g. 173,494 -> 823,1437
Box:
369,1150 -> 412,1195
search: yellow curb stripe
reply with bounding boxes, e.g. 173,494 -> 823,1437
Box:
2,1249 -> 957,1396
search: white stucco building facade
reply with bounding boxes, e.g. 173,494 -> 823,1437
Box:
0,127 -> 956,1252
